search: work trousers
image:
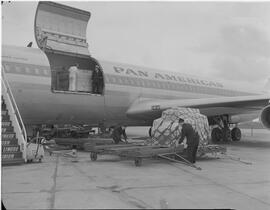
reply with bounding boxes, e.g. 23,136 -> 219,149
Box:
112,134 -> 121,144
186,141 -> 199,164
92,81 -> 99,94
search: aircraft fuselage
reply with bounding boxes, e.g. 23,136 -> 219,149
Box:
2,45 -> 263,127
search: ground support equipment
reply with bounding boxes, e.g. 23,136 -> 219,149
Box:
85,143 -> 204,168
53,137 -> 114,150
26,133 -> 45,163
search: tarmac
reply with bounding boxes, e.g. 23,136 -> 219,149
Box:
1,128 -> 270,209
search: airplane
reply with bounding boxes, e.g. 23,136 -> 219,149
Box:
2,1 -> 270,143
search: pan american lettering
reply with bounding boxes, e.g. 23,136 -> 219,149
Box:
113,66 -> 223,88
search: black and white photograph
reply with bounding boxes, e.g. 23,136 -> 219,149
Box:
1,1 -> 270,209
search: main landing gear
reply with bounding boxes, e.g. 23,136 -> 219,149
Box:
211,116 -> 241,143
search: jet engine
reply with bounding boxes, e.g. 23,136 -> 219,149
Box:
260,105 -> 270,129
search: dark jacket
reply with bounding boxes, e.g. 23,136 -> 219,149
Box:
112,126 -> 127,140
92,69 -> 103,82
179,123 -> 199,146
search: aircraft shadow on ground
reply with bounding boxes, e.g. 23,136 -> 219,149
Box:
216,139 -> 270,148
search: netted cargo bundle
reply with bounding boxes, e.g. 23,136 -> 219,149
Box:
144,119 -> 181,147
145,107 -> 210,147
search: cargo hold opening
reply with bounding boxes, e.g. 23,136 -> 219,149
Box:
49,54 -> 104,95
34,2 -> 104,95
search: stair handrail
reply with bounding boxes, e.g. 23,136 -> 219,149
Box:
1,67 -> 27,162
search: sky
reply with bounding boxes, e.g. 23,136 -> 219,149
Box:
2,1 -> 270,89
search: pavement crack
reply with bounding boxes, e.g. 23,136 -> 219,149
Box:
97,185 -> 152,209
48,156 -> 59,209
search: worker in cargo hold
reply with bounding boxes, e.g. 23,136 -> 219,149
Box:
69,63 -> 79,91
178,118 -> 199,163
92,65 -> 103,94
112,125 -> 128,144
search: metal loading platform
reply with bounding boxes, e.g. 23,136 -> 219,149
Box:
84,143 -> 204,169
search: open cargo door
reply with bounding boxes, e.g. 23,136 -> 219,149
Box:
34,1 -> 104,95
35,1 -> 90,57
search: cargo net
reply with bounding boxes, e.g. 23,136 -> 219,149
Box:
144,107 -> 211,147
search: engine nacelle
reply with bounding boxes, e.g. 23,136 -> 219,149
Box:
229,113 -> 258,124
260,105 -> 270,129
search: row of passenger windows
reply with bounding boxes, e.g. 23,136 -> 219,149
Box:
105,75 -> 250,97
3,62 -> 252,97
3,63 -> 50,76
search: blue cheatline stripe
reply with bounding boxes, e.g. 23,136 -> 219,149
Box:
3,61 -> 253,97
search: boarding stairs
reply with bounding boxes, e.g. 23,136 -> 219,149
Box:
1,70 -> 27,166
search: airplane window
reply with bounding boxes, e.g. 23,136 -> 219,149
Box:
144,80 -> 149,88
118,77 -> 124,84
130,78 -> 136,86
143,80 -> 148,88
149,81 -> 154,88
126,77 -> 131,85
148,80 -> 153,88
154,81 -> 159,88
119,77 -> 125,85
134,78 -> 139,86
172,83 -> 177,91
167,82 -> 172,90
106,75 -> 111,83
111,76 -> 116,83
104,76 -> 109,83
35,68 -> 40,75
24,67 -> 30,74
193,85 -> 198,92
153,81 -> 159,88
139,79 -> 144,87
182,84 -> 187,91
115,76 -> 120,84
14,66 -> 20,73
43,69 -> 49,75
202,86 -> 207,94
3,64 -> 10,72
135,78 -> 141,87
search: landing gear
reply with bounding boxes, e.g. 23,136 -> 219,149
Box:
90,152 -> 97,161
222,127 -> 231,142
134,157 -> 142,167
231,127 -> 241,141
211,127 -> 222,143
148,127 -> 152,137
210,115 -> 241,143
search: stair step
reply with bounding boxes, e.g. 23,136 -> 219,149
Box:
2,114 -> 10,121
2,121 -> 12,127
2,103 -> 7,110
1,126 -> 14,133
2,132 -> 16,140
2,139 -> 19,146
2,110 -> 8,116
2,151 -> 23,159
2,158 -> 25,166
2,145 -> 20,153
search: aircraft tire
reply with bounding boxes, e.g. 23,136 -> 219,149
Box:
231,127 -> 241,141
211,127 -> 222,143
134,157 -> 142,167
90,152 -> 98,161
148,127 -> 152,137
222,128 -> 231,142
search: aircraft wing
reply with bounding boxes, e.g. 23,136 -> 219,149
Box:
126,94 -> 270,121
